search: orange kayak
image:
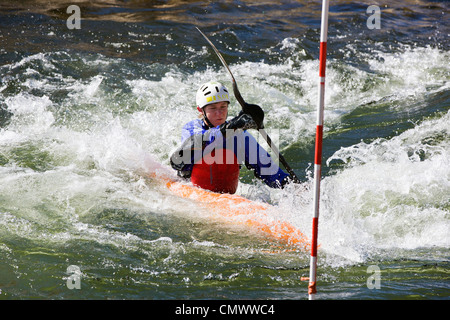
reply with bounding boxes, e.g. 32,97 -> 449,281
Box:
145,158 -> 309,251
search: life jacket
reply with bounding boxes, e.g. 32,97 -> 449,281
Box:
191,148 -> 240,194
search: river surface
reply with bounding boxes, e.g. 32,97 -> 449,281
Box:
0,0 -> 449,300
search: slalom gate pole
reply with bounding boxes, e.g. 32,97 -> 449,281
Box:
308,0 -> 329,300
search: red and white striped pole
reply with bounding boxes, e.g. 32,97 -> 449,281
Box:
309,0 -> 329,300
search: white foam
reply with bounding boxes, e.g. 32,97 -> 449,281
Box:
4,93 -> 55,135
317,111 -> 450,262
1,45 -> 448,267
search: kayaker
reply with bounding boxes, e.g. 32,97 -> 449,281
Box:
170,80 -> 290,194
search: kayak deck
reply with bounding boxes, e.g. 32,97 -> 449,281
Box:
165,178 -> 309,251
144,155 -> 309,251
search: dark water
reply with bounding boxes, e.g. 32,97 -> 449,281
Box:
0,0 -> 449,300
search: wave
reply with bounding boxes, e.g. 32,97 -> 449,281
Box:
0,42 -> 448,268
318,111 -> 449,263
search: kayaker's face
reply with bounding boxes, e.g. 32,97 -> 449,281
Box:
200,102 -> 229,127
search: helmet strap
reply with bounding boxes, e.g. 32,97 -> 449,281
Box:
202,109 -> 215,128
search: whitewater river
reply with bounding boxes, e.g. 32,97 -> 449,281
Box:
0,0 -> 448,300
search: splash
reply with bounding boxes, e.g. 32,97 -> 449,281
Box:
0,44 -> 448,268
319,111 -> 450,263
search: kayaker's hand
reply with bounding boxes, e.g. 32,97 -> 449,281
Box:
220,111 -> 258,135
242,103 -> 264,129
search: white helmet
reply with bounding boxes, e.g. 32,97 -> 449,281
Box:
196,81 -> 230,109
